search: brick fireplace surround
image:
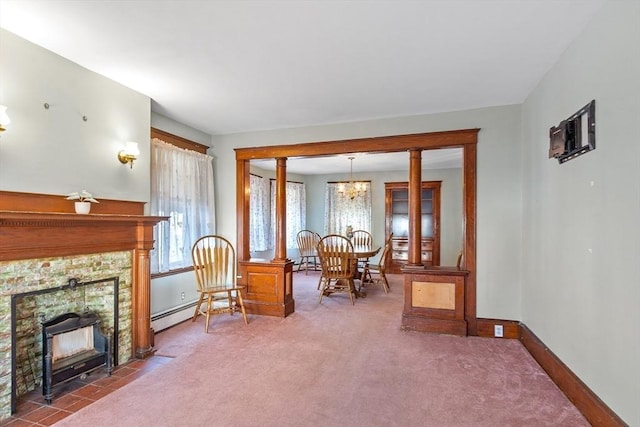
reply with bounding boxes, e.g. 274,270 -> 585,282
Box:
0,190 -> 166,421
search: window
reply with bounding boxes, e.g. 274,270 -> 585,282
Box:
270,180 -> 306,249
249,174 -> 270,252
324,182 -> 372,235
150,138 -> 216,273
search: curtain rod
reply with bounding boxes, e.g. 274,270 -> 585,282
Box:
327,180 -> 372,184
250,172 -> 263,178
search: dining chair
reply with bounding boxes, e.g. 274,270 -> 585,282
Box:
362,233 -> 393,294
296,230 -> 321,274
191,235 -> 248,333
351,229 -> 373,281
351,229 -> 373,247
316,234 -> 357,305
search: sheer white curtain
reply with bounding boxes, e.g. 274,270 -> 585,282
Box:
270,181 -> 306,249
150,138 -> 216,273
324,182 -> 372,235
250,174 -> 270,252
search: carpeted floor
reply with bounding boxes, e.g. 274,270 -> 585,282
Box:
53,272 -> 589,426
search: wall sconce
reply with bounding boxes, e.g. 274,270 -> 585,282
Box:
0,105 -> 11,132
117,142 -> 140,169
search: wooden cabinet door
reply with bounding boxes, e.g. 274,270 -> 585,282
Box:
385,181 -> 440,273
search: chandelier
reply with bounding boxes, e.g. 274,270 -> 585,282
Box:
337,156 -> 367,200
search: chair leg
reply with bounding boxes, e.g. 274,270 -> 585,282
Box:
318,278 -> 326,303
226,290 -> 234,315
348,279 -> 355,305
205,294 -> 213,333
362,264 -> 372,284
380,272 -> 389,293
318,277 -> 331,303
235,290 -> 248,325
192,293 -> 204,322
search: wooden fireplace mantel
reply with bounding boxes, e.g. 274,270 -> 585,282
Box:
0,191 -> 168,360
0,211 -> 166,261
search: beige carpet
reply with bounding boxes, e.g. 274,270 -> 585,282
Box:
53,272 -> 588,426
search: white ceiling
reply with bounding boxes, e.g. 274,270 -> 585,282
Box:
0,0 -> 605,139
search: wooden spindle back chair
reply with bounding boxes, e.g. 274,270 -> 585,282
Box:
191,235 -> 248,333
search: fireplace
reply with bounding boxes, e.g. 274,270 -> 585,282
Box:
10,276 -> 121,411
41,311 -> 112,404
0,191 -> 167,422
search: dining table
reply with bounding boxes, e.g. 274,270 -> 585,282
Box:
351,244 -> 380,297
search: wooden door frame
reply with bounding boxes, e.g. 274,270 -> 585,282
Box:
234,128 -> 479,334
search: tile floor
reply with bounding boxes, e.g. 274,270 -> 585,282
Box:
2,355 -> 174,426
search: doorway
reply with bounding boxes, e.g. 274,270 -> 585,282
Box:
234,128 -> 479,334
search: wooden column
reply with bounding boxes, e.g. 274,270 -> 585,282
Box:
406,149 -> 423,267
236,159 -> 251,261
272,157 -> 289,263
133,221 -> 156,359
235,160 -> 294,318
463,142 -> 478,335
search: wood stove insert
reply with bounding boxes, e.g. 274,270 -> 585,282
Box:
41,311 -> 112,404
10,276 -> 120,412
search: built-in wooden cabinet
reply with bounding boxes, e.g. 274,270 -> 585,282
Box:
385,181 -> 441,273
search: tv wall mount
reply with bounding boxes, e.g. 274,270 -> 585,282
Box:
549,100 -> 596,164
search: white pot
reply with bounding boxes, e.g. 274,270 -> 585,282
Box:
75,201 -> 91,214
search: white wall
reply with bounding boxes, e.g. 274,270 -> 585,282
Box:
212,104 -> 523,321
151,112 -> 212,147
521,1 -> 640,424
0,29 -> 150,204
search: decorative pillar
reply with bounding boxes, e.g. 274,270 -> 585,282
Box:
236,159 -> 251,261
407,149 -> 423,268
272,157 -> 289,263
133,220 -> 159,359
240,157 -> 294,317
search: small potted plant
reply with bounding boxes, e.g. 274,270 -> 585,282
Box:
65,190 -> 99,214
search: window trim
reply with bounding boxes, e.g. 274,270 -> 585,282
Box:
151,127 -> 209,153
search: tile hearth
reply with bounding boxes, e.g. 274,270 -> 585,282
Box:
3,355 -> 173,426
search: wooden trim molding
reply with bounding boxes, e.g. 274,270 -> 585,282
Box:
476,318 -> 627,426
475,318 -> 520,339
0,190 -> 144,215
151,127 -> 209,154
0,211 -> 165,261
235,128 -> 480,160
519,324 -> 628,427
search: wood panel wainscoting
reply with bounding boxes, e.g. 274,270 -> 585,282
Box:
238,259 -> 295,317
0,190 -> 168,359
474,319 -> 627,427
401,266 -> 469,336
